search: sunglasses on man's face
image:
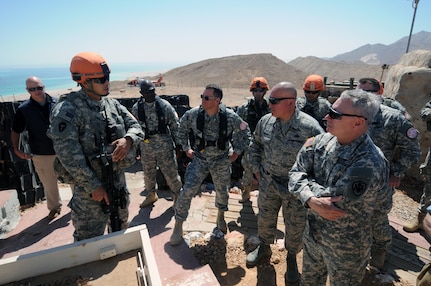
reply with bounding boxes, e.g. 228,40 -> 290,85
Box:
268,97 -> 295,104
92,75 -> 110,84
200,94 -> 217,101
27,86 -> 44,92
304,90 -> 320,95
327,107 -> 367,120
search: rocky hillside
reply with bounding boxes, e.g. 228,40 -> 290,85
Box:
287,56 -> 384,82
155,53 -> 385,88
160,53 -> 308,90
329,30 -> 431,65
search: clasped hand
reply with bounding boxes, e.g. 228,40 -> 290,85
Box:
307,196 -> 347,221
111,137 -> 131,162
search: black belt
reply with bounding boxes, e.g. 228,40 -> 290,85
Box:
206,140 -> 217,147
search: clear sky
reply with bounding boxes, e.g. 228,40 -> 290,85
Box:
1,0 -> 429,68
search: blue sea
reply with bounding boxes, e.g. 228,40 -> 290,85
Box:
0,62 -> 175,98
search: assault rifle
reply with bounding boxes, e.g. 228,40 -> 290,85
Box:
98,147 -> 127,232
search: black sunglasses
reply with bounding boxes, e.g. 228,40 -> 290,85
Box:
27,86 -> 44,92
304,90 -> 320,95
268,97 -> 295,104
253,88 -> 266,93
92,75 -> 110,84
200,94 -> 218,101
328,107 -> 367,120
362,89 -> 378,93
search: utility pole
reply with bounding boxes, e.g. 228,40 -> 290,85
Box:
406,0 -> 420,53
380,64 -> 389,82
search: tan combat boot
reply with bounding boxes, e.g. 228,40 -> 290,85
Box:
139,191 -> 158,208
170,220 -> 184,246
217,209 -> 227,233
403,212 -> 426,233
239,185 -> 252,203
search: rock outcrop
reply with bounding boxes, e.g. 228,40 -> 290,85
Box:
384,50 -> 431,178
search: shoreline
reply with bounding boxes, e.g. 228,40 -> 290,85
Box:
0,80 -> 252,108
0,71 -> 164,103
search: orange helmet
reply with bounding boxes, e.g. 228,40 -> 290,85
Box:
302,75 -> 325,91
70,52 -> 111,84
250,77 -> 269,91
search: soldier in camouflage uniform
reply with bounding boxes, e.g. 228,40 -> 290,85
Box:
47,52 -> 144,241
404,100 -> 431,233
131,79 -> 182,208
357,77 -> 412,120
170,84 -> 251,246
296,74 -> 331,129
246,82 -> 324,284
235,77 -> 271,203
289,89 -> 389,286
357,82 -> 421,270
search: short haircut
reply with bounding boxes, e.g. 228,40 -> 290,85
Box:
339,89 -> 380,124
358,78 -> 380,92
205,84 -> 223,100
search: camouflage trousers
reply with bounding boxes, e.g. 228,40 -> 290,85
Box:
302,224 -> 370,286
419,148 -> 431,213
140,142 -> 182,193
241,151 -> 254,187
371,186 -> 394,251
257,171 -> 306,254
68,185 -> 130,241
175,154 -> 230,221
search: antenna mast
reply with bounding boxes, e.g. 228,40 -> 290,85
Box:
406,0 -> 420,53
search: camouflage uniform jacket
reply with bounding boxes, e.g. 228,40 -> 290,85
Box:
236,97 -> 271,133
380,96 -> 411,120
368,104 -> 421,176
421,100 -> 431,122
289,133 -> 389,241
47,90 -> 144,194
249,109 -> 324,178
177,104 -> 250,159
131,96 -> 180,149
296,97 -> 331,129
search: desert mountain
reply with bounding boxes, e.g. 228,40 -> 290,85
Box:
162,53 -> 308,90
287,56 -> 384,82
155,31 -> 430,89
160,53 -> 384,88
329,31 -> 431,64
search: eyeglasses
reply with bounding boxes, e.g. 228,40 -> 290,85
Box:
362,89 -> 378,93
328,107 -> 367,120
27,86 -> 44,92
268,97 -> 295,104
253,88 -> 266,93
304,90 -> 320,95
92,75 -> 110,84
200,94 -> 218,101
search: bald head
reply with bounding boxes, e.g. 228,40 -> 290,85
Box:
26,76 -> 42,86
25,76 -> 46,104
271,82 -> 297,99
